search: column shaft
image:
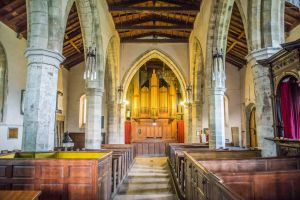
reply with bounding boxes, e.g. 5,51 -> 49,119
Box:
22,48 -> 64,151
247,48 -> 280,157
85,88 -> 103,149
208,88 -> 226,149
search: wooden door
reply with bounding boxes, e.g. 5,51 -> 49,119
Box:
249,109 -> 257,147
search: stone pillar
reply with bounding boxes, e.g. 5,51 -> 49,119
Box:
208,88 -> 226,148
108,101 -> 119,144
208,51 -> 226,149
247,48 -> 280,157
22,48 -> 64,151
85,88 -> 103,149
118,104 -> 126,144
191,101 -> 202,143
184,104 -> 192,143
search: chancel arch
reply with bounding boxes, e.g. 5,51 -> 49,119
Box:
122,49 -> 187,101
121,49 -> 187,150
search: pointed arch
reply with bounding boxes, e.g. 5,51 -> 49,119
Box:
122,49 -> 187,101
105,36 -> 120,144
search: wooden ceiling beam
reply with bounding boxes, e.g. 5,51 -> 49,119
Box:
121,38 -> 188,43
0,1 -> 22,13
115,14 -> 193,27
227,31 -> 245,53
121,31 -> 186,40
116,25 -> 192,31
111,0 -> 150,7
157,0 -> 200,8
109,6 -> 199,13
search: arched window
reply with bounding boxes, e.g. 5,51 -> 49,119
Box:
0,43 -> 7,121
79,94 -> 86,128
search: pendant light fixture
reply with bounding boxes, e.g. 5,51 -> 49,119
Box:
83,0 -> 97,81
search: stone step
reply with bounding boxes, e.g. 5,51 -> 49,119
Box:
118,182 -> 173,194
124,177 -> 171,184
114,193 -> 178,200
113,157 -> 177,200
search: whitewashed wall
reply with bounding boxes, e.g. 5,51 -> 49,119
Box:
0,22 -> 27,150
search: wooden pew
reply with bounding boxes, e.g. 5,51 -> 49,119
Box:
55,144 -> 135,198
168,147 -> 261,200
185,153 -> 300,200
0,152 -> 112,200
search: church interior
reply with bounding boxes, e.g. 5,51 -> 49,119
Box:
0,0 -> 300,199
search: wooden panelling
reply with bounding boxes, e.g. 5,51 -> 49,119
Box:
184,153 -> 300,200
0,152 -> 112,200
132,139 -> 176,156
13,166 -> 35,178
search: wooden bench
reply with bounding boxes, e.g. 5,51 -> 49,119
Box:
185,153 -> 300,200
0,152 -> 112,200
101,144 -> 135,197
169,148 -> 261,199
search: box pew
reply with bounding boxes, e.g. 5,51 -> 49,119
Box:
56,144 -> 134,198
168,144 -> 208,170
0,151 -> 112,200
185,153 -> 300,200
171,149 -> 261,199
79,144 -> 135,198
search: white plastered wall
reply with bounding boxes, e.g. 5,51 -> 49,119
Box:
0,22 -> 27,150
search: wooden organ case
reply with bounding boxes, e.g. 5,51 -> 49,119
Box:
129,69 -> 179,143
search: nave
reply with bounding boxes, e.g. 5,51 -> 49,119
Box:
113,157 -> 177,200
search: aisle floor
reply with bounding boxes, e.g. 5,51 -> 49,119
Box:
113,157 -> 178,200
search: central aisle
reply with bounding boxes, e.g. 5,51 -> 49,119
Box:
113,157 -> 178,200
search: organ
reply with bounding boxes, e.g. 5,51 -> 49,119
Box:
126,65 -> 181,153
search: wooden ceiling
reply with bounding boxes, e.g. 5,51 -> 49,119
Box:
0,0 -> 300,69
0,0 -> 83,69
106,0 -> 201,43
228,1 -> 300,68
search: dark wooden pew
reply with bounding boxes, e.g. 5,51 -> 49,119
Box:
54,144 -> 135,199
0,151 -> 112,200
185,153 -> 300,200
167,146 -> 261,200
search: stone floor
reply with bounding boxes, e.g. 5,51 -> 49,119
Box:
113,157 -> 178,200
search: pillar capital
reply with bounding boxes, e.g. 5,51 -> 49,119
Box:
25,48 -> 65,69
246,47 -> 281,66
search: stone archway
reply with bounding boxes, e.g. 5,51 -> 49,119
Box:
245,103 -> 256,147
122,49 -> 187,101
119,49 -> 188,144
104,36 -> 120,144
190,38 -> 205,143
